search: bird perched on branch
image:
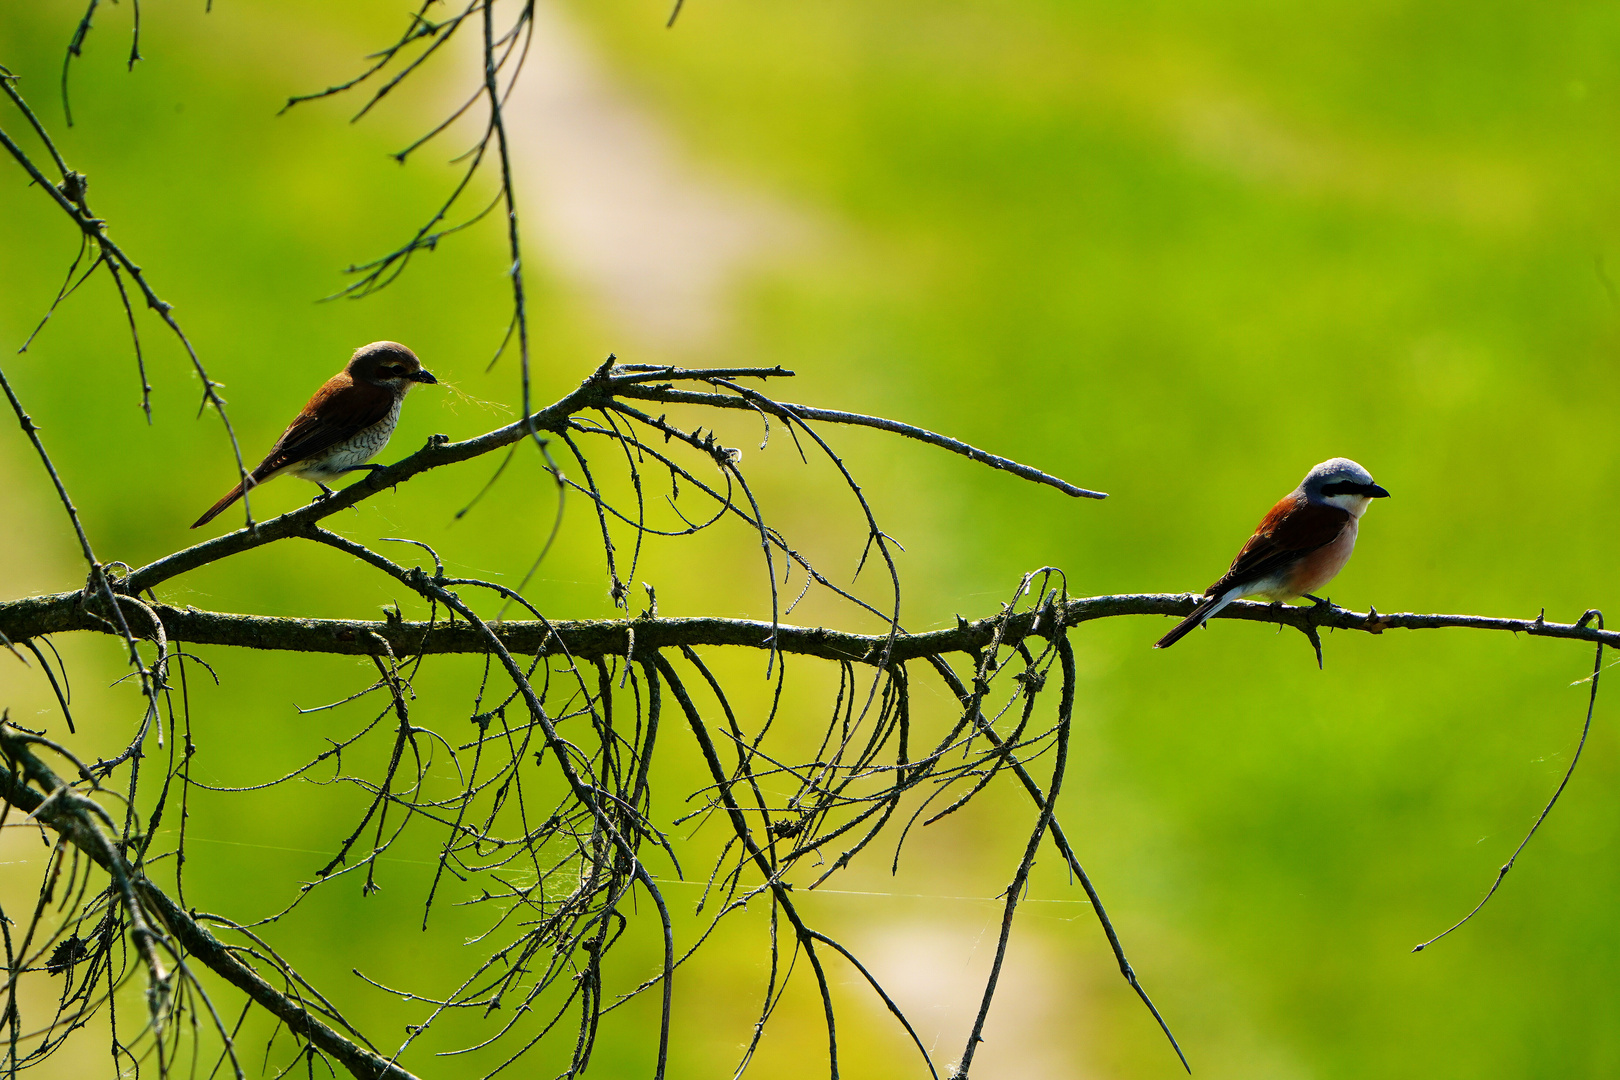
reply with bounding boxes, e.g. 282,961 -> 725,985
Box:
191,341 -> 438,529
1154,457 -> 1389,649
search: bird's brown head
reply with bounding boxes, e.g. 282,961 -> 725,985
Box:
348,341 -> 437,392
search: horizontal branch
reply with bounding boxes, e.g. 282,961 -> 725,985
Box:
4,591 -> 1614,663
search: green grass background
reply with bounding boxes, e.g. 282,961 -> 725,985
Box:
3,1 -> 1620,1076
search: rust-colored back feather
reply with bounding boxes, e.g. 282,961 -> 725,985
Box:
254,375 -> 396,479
189,373 -> 399,529
1205,495 -> 1350,597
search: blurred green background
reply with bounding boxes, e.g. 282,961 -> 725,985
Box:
4,1 -> 1620,1076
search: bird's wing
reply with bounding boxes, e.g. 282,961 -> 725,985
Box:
253,374 -> 395,479
1205,496 -> 1351,595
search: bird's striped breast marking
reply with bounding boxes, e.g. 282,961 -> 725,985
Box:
286,397 -> 403,481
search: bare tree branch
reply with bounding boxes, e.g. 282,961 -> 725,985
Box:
0,724 -> 424,1080
5,591 -> 1616,662
616,382 -> 1105,499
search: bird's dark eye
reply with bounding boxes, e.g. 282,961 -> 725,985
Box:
387,366 -> 405,376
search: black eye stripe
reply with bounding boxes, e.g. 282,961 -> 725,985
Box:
1320,480 -> 1380,496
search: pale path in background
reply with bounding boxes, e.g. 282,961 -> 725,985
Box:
500,1 -> 810,353
493,10 -> 1075,1076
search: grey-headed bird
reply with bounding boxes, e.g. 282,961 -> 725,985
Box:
1155,457 -> 1389,649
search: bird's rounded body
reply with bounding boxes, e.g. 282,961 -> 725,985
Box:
1274,512 -> 1358,599
279,396 -> 403,483
1232,494 -> 1363,603
191,342 -> 436,529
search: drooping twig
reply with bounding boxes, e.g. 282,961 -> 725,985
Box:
1412,610 -> 1605,952
1,725 -> 424,1080
1,74 -> 252,498
617,382 -> 1105,500
953,635 -> 1076,1078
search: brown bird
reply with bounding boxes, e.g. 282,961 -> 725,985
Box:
191,341 -> 438,529
1154,457 -> 1390,649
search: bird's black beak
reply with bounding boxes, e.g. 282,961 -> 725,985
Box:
1367,483 -> 1390,498
410,369 -> 438,384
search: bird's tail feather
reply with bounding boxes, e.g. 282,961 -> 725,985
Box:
191,481 -> 246,529
1154,591 -> 1236,649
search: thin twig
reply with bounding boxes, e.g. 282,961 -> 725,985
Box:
1412,610 -> 1606,952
